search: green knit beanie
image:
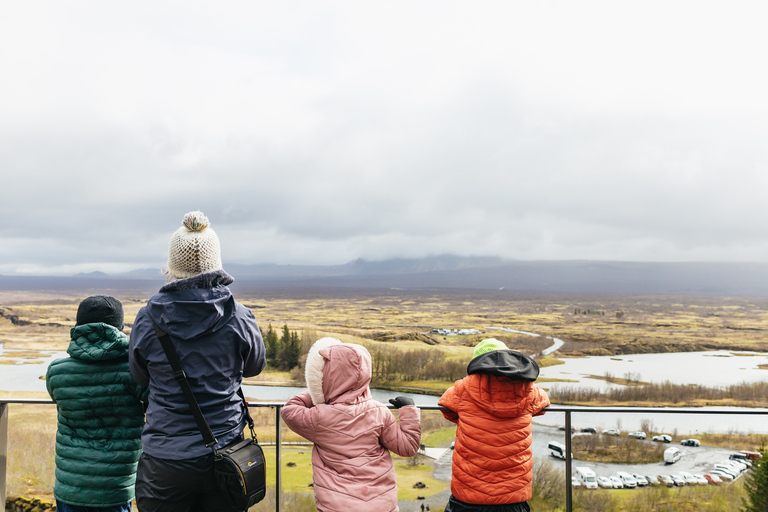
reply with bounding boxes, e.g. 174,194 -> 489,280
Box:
472,338 -> 509,359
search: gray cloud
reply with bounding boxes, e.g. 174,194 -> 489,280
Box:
2,1 -> 768,274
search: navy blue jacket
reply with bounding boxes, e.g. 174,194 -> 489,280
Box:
129,270 -> 265,459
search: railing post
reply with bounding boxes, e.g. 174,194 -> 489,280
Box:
564,410 -> 572,512
0,403 -> 8,506
275,405 -> 282,512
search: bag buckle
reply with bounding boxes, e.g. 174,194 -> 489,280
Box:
173,370 -> 187,381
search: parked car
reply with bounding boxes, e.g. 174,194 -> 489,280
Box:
548,441 -> 570,460
609,476 -> 623,488
664,447 -> 682,464
653,434 -> 672,443
644,475 -> 660,486
704,473 -> 723,484
580,427 -> 597,434
596,476 -> 612,489
693,474 -> 709,485
658,474 -> 675,487
575,467 -> 599,489
712,465 -> 738,479
632,474 -> 648,486
739,450 -> 763,460
670,474 -> 686,486
679,472 -> 698,485
710,470 -> 734,482
729,453 -> 752,466
571,476 -> 581,487
680,438 -> 700,447
628,431 -> 646,440
602,429 -> 621,436
724,459 -> 749,472
616,472 -> 637,488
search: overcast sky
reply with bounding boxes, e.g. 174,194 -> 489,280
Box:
2,1 -> 768,275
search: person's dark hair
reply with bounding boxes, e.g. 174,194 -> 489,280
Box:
76,295 -> 124,330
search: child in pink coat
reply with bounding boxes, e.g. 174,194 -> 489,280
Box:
281,338 -> 421,512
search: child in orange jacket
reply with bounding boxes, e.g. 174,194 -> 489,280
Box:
439,338 -> 550,512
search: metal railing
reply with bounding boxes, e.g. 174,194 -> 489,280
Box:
1,399 -> 767,511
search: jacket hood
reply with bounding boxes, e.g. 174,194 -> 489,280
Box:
146,270 -> 237,340
306,340 -> 372,405
68,323 -> 129,361
467,349 -> 540,381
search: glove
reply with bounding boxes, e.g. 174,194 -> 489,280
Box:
389,396 -> 415,409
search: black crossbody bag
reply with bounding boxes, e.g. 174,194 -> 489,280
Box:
154,324 -> 266,509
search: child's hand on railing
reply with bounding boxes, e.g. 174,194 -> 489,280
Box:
388,396 -> 415,409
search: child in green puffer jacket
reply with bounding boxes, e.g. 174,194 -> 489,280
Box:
46,296 -> 148,512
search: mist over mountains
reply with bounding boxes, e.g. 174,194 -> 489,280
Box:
2,255 -> 768,297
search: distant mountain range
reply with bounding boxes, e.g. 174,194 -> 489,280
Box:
3,256 -> 768,296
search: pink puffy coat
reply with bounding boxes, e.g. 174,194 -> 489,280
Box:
281,340 -> 421,512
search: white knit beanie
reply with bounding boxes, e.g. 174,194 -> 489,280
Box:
166,211 -> 223,280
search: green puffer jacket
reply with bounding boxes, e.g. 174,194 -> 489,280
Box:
46,322 -> 148,507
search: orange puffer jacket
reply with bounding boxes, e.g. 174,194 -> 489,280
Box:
438,350 -> 550,505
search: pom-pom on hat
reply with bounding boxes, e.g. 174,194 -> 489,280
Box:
472,338 -> 509,359
76,295 -> 124,330
166,211 -> 223,280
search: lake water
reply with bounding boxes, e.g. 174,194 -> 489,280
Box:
2,348 -> 765,434
539,349 -> 768,390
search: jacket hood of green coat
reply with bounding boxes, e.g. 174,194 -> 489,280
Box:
68,323 -> 129,361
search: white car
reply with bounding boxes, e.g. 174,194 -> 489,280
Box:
609,476 -> 623,488
679,472 -> 698,485
602,429 -> 621,436
571,477 -> 581,487
710,470 -> 734,481
597,476 -> 613,489
628,431 -> 646,440
632,474 -> 648,486
712,465 -> 738,479
659,474 -> 675,487
616,472 -> 637,488
693,474 -> 709,485
653,434 -> 672,443
670,474 -> 686,486
644,475 -> 661,486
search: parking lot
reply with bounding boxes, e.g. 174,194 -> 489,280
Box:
532,423 -> 752,487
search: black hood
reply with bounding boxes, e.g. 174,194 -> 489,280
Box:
466,349 -> 540,381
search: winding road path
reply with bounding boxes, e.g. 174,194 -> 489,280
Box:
484,326 -> 564,355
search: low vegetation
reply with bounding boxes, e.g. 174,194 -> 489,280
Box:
4,289 -> 768,508
548,380 -> 768,408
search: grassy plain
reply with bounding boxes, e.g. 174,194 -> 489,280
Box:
3,288 -> 768,505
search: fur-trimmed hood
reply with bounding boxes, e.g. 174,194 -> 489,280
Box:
305,338 -> 372,406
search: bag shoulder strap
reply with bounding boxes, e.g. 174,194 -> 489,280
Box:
152,324 -> 258,451
153,323 -> 219,451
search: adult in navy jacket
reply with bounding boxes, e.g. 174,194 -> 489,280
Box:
129,211 -> 265,512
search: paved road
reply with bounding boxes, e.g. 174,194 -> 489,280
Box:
484,326 -> 564,355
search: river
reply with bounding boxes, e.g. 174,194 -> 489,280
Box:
1,347 -> 766,434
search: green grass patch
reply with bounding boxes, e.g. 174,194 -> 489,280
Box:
392,458 -> 450,499
537,354 -> 565,367
267,449 -> 449,499
420,426 -> 457,447
584,374 -> 652,386
274,448 -> 315,492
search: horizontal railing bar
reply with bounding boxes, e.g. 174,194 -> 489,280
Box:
3,398 -> 768,415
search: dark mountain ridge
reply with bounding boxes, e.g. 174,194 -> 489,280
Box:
2,257 -> 767,296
